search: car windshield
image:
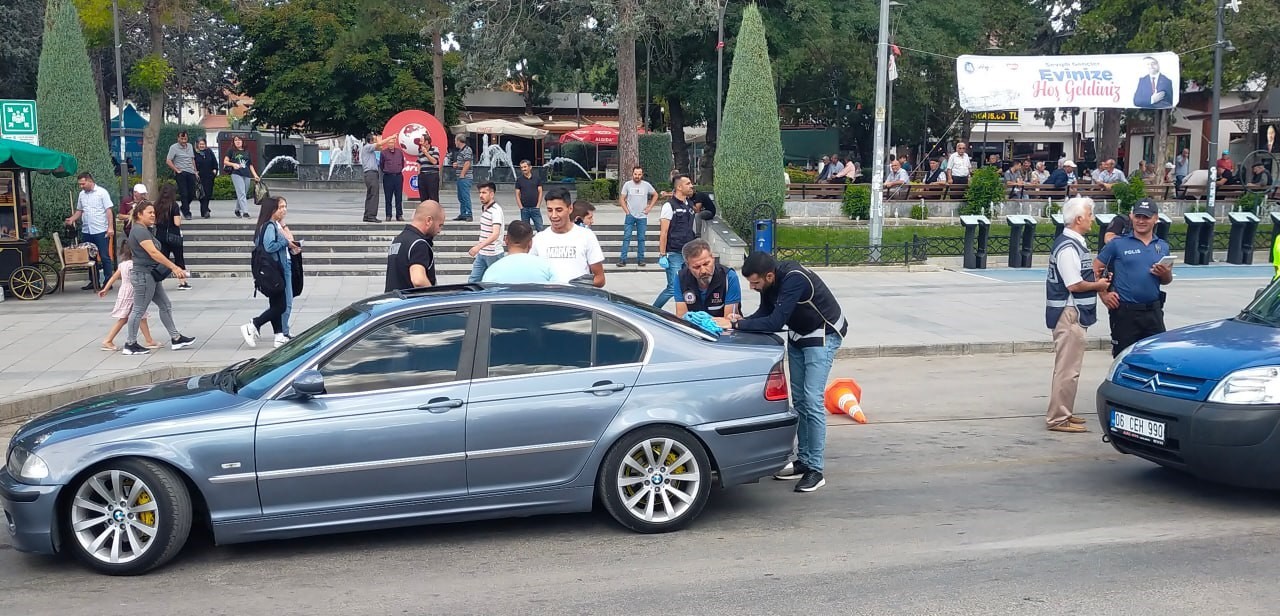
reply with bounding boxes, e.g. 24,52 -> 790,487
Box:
1237,279 -> 1280,327
232,306 -> 371,397
606,292 -> 716,340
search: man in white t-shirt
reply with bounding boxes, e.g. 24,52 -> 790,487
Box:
946,142 -> 973,185
467,181 -> 505,283
618,165 -> 658,267
64,172 -> 115,289
531,187 -> 605,287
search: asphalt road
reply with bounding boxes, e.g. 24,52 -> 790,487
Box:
5,352 -> 1280,615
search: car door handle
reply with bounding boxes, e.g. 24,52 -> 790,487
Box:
418,397 -> 464,413
583,381 -> 626,395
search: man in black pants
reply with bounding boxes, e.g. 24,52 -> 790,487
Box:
1093,198 -> 1174,356
166,131 -> 198,218
194,138 -> 218,218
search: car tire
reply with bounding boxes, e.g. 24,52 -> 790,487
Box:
64,458 -> 193,575
597,425 -> 712,534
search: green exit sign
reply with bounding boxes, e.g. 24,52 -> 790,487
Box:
0,100 -> 38,145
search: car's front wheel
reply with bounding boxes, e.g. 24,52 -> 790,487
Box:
598,426 -> 712,533
64,458 -> 193,575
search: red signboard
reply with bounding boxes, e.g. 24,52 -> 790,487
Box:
382,110 -> 448,201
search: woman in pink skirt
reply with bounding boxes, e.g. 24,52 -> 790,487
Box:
98,242 -> 160,351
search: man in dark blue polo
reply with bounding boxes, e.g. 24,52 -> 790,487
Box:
1093,198 -> 1173,356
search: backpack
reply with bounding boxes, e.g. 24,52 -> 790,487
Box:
250,225 -> 285,296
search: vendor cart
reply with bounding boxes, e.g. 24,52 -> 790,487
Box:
0,138 -> 78,300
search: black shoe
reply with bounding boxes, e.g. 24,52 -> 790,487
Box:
81,282 -> 97,291
201,214 -> 211,219
616,260 -> 627,267
181,211 -> 193,219
453,215 -> 468,221
121,342 -> 150,355
794,471 -> 825,493
637,259 -> 648,267
364,217 -> 382,223
773,461 -> 808,481
396,216 -> 405,222
170,335 -> 196,350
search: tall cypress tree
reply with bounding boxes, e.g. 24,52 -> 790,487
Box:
713,2 -> 785,238
32,0 -> 117,239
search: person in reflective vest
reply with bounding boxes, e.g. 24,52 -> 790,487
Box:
674,238 -> 740,324
1045,197 -> 1112,434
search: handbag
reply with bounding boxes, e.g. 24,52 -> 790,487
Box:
150,264 -> 171,282
290,249 -> 304,297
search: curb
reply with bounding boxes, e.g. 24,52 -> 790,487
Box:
1,364 -> 224,424
2,339 -> 1108,426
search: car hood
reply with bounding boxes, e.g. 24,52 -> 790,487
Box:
10,373 -> 252,447
1123,318 -> 1280,380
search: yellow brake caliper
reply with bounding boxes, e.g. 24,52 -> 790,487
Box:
135,491 -> 155,528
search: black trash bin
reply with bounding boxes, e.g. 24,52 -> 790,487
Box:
1227,211 -> 1261,265
1155,213 -> 1172,241
960,215 -> 991,269
1095,213 -> 1117,249
1005,214 -> 1037,268
1183,212 -> 1215,265
1051,213 -> 1065,239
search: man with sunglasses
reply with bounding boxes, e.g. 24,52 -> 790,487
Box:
1093,198 -> 1173,357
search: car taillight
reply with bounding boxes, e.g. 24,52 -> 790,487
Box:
764,362 -> 788,401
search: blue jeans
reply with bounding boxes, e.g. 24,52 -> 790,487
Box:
457,178 -> 473,218
382,172 -> 403,219
651,252 -> 685,308
82,231 -> 114,284
520,206 -> 544,231
468,253 -> 503,283
620,214 -> 647,262
787,333 -> 843,473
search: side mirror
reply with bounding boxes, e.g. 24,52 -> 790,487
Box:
291,370 -> 325,398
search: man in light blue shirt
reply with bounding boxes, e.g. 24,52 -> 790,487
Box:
482,220 -> 556,284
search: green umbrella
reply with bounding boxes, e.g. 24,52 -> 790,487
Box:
0,137 -> 78,177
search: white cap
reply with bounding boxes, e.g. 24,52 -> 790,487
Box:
132,183 -> 148,194
1165,162 -> 1175,169
1061,160 -> 1076,168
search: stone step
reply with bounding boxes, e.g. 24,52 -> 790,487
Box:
179,222 -> 640,233
183,241 -> 662,254
188,262 -> 662,278
184,249 -> 662,264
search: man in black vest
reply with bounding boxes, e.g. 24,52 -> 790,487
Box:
729,252 -> 847,494
653,174 -> 698,308
385,200 -> 444,292
674,239 -> 740,323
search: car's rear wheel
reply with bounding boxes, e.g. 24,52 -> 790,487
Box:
65,458 -> 192,575
598,426 -> 711,533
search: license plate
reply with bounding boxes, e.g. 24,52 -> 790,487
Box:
1111,410 -> 1165,445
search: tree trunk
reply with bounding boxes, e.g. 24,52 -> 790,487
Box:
1098,109 -> 1121,163
93,51 -> 110,149
141,6 -> 164,191
615,1 -> 639,175
669,94 -> 689,176
699,108 -> 717,184
522,74 -> 534,115
1152,109 -> 1168,172
432,28 -> 445,121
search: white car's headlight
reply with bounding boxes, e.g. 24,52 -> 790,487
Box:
6,447 -> 49,482
1109,344 -> 1137,382
1209,366 -> 1280,404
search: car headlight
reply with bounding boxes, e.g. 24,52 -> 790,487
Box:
1208,366 -> 1280,404
1109,344 -> 1137,382
6,447 -> 49,482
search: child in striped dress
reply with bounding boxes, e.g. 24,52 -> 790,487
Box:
98,242 -> 160,351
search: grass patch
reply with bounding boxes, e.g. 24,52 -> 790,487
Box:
777,223 -> 1194,247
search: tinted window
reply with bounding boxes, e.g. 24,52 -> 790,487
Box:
596,314 -> 645,366
488,304 -> 592,377
321,311 -> 469,394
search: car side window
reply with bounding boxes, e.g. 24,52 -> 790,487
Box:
488,304 -> 593,377
320,311 -> 469,394
596,314 -> 645,366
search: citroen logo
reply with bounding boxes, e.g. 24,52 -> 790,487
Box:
1143,375 -> 1162,391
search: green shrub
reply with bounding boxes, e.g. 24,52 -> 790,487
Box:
638,133 -> 672,180
576,178 -> 614,202
31,0 -> 119,240
712,4 -> 786,238
212,175 -> 235,200
1112,178 -> 1145,213
962,166 -> 1004,216
910,204 -> 929,220
155,124 -> 207,181
842,184 -> 871,220
1235,191 -> 1264,214
786,167 -> 817,183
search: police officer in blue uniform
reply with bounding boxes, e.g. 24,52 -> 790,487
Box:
653,175 -> 698,308
1094,198 -> 1173,357
673,238 -> 740,321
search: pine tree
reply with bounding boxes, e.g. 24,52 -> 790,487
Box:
32,0 -> 118,240
713,3 -> 785,238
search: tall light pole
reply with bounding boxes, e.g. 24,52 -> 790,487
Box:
869,0 -> 891,251
644,41 -> 651,129
111,0 -> 128,200
715,1 -> 728,136
884,1 -> 904,165
1207,0 -> 1237,217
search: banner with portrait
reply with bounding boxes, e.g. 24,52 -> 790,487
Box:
956,52 -> 1181,111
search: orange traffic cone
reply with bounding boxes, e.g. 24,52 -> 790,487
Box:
824,378 -> 867,423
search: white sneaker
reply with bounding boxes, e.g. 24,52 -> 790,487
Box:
240,323 -> 258,348
273,333 -> 288,348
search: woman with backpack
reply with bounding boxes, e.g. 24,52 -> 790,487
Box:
153,184 -> 191,290
239,196 -> 299,348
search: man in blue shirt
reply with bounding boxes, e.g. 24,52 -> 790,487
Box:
1094,198 -> 1173,356
481,220 -> 556,284
673,239 -> 740,324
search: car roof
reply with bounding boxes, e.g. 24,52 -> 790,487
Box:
353,283 -> 615,315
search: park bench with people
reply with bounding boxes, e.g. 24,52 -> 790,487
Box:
787,183 -> 846,200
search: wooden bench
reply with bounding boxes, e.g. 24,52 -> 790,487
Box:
787,183 -> 846,200
1144,184 -> 1174,200
1023,186 -> 1068,201
1073,184 -> 1116,200
908,184 -> 950,200
1180,184 -> 1246,202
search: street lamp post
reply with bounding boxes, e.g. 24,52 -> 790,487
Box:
111,0 -> 127,200
1207,0 -> 1230,217
716,1 -> 728,136
884,1 -> 904,165
869,0 -> 891,252
644,41 -> 651,129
